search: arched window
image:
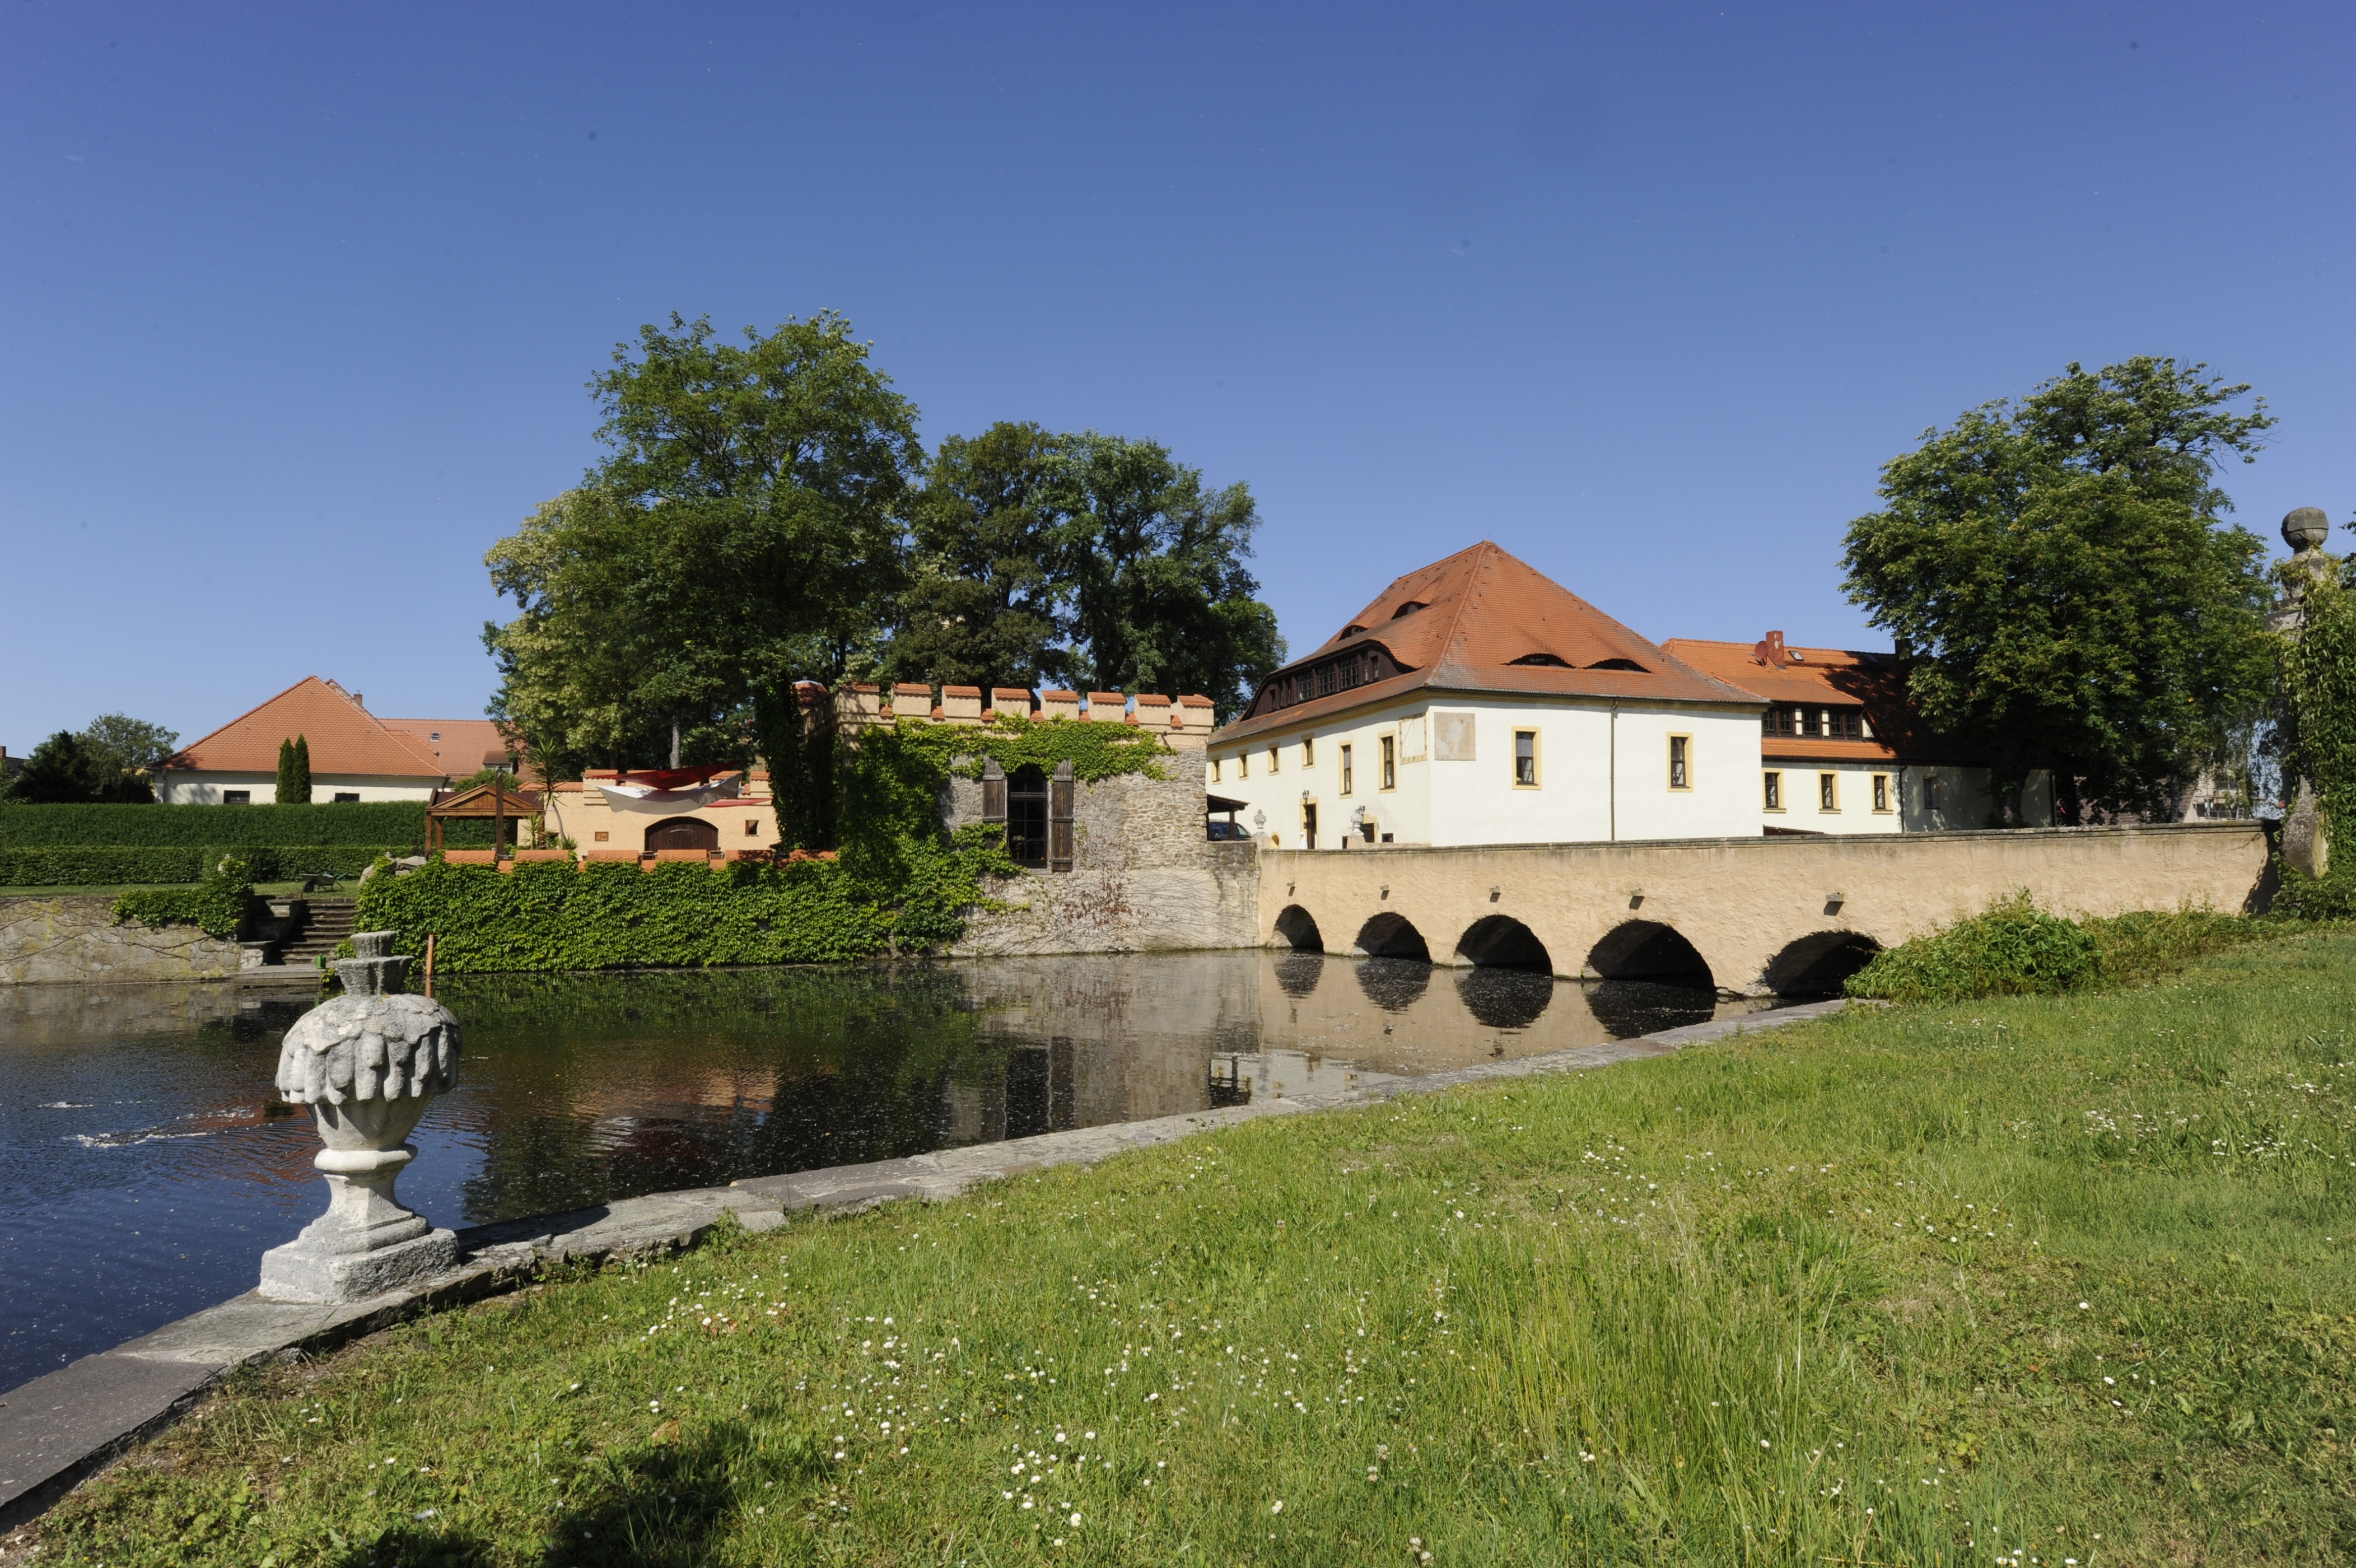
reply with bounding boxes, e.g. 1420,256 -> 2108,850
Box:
1007,764 -> 1049,868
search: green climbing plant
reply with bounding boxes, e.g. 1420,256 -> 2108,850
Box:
2277,572 -> 2356,916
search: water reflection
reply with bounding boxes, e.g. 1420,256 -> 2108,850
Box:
0,952 -> 1774,1387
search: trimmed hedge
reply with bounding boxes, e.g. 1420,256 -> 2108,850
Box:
113,861 -> 254,939
353,830 -> 1014,973
0,844 -> 414,887
0,802 -> 503,849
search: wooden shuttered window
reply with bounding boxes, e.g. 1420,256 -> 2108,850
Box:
1048,760 -> 1075,871
981,758 -> 1007,827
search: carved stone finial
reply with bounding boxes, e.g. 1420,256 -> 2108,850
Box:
2283,506 -> 2333,554
257,953 -> 463,1303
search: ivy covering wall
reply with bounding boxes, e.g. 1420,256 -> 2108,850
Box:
2278,573 -> 2356,917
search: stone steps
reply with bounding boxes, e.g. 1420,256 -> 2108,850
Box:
279,900 -> 357,964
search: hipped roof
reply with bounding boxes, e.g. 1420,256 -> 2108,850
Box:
167,677 -> 450,778
1214,542 -> 1760,744
380,717 -> 516,775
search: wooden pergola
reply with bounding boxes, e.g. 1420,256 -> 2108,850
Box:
425,780 -> 542,854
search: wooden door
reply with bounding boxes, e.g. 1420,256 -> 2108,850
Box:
645,816 -> 720,853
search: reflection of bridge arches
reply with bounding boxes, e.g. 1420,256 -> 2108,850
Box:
1355,956 -> 1431,1012
1763,931 -> 1881,997
1457,967 -> 1553,1030
1273,951 -> 1324,998
1455,914 -> 1552,972
1273,904 -> 1324,952
1355,912 -> 1432,962
1585,920 -> 1714,988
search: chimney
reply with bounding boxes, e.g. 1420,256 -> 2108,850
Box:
1751,630 -> 1790,668
353,694 -> 364,708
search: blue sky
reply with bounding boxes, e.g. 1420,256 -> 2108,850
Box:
5,1 -> 2351,750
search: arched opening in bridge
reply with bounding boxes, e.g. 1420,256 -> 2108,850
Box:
1583,920 -> 1714,987
1355,912 -> 1431,962
1272,904 -> 1323,952
1455,915 -> 1552,973
1763,931 -> 1882,998
1457,968 -> 1553,1030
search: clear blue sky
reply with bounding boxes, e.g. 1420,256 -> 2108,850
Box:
6,2 -> 2351,750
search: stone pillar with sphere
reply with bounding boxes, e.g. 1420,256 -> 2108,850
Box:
2272,507 -> 2340,881
258,930 -> 461,1302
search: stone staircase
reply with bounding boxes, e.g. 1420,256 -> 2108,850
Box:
278,898 -> 357,967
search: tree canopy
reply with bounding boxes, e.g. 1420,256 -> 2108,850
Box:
486,320 -> 1282,847
1842,357 -> 2276,822
5,716 -> 179,804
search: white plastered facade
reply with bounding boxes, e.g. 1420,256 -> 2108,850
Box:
155,772 -> 441,805
1209,697 -> 1762,848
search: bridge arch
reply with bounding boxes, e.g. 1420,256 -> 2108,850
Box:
1584,920 -> 1714,989
1354,912 -> 1432,962
1762,930 -> 1881,997
1272,904 -> 1324,952
1454,914 -> 1553,973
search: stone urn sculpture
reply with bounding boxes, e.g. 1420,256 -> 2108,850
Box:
257,931 -> 462,1303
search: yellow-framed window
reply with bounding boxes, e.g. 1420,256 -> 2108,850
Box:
1763,770 -> 1783,811
1667,734 -> 1691,790
1338,744 -> 1353,795
1818,772 -> 1839,811
1380,735 -> 1397,790
1871,773 -> 1891,813
1513,728 -> 1539,787
1302,735 -> 1315,767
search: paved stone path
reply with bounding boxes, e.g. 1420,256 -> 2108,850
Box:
0,998 -> 1845,1530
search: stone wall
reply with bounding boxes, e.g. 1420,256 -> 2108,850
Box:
0,897 -> 246,985
944,747 -> 1263,956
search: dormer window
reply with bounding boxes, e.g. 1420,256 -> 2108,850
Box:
1341,624 -> 1366,638
1392,600 -> 1427,618
1509,653 -> 1571,668
1585,658 -> 1646,672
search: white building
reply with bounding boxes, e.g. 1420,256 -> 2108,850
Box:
1206,543 -> 1767,848
1662,634 -> 2052,834
157,676 -> 469,804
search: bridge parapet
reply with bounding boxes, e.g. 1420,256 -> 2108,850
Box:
1262,822 -> 2271,997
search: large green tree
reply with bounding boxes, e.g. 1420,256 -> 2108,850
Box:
1057,433 -> 1284,713
1842,357 -> 2276,823
486,313 -> 922,842
886,422 -> 1074,692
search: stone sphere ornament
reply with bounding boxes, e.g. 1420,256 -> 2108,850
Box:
256,931 -> 462,1303
2283,506 -> 2334,554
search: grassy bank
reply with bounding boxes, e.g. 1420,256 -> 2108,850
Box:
33,935 -> 2356,1566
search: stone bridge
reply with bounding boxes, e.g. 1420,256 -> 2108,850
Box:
1259,822 -> 2272,996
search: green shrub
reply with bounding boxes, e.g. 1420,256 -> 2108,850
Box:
0,801 -> 425,847
1847,894 -> 2289,1004
0,843 -> 409,886
113,856 -> 254,939
352,828 -> 1014,974
1845,892 -> 2097,1004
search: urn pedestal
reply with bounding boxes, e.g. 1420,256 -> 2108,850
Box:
257,932 -> 463,1303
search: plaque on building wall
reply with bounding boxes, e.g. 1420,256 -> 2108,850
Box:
1432,712 -> 1476,760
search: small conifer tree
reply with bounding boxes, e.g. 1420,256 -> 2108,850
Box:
290,734 -> 313,804
276,738 -> 297,803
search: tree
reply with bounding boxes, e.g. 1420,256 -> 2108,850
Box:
486,312 -> 922,843
6,731 -> 109,803
1057,433 -> 1284,714
885,422 -> 1075,693
1842,357 -> 2276,822
287,734 -> 313,803
72,713 -> 178,803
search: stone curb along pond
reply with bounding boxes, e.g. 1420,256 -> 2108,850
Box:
0,998 -> 1844,1531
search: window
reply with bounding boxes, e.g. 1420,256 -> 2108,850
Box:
1338,744 -> 1353,795
1301,735 -> 1315,767
1763,771 -> 1783,811
1267,746 -> 1280,774
222,790 -> 251,805
1832,708 -> 1864,740
428,731 -> 441,741
1238,752 -> 1248,778
1818,772 -> 1838,811
1923,773 -> 1941,812
746,818 -> 760,836
1667,735 -> 1690,790
1802,708 -> 1822,739
1301,801 -> 1318,850
1872,773 -> 1891,813
332,791 -> 360,804
1513,729 -> 1538,787
1006,764 -> 1049,868
1380,735 -> 1396,790
1210,757 -> 1223,783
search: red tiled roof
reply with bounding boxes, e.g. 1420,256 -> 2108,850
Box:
380,717 -> 515,774
1662,637 -> 1988,766
168,678 -> 448,778
1215,542 -> 1760,743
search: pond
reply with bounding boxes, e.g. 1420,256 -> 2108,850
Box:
0,953 -> 1772,1389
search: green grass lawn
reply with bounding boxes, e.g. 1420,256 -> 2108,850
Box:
35,934 -> 2356,1567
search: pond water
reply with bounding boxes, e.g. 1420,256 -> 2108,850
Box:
0,954 -> 1771,1388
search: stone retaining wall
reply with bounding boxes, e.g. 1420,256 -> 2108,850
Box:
0,897 -> 245,985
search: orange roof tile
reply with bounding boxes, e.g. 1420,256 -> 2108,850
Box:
1216,542 -> 1759,743
380,717 -> 515,774
168,677 -> 448,778
1662,636 -> 1986,765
